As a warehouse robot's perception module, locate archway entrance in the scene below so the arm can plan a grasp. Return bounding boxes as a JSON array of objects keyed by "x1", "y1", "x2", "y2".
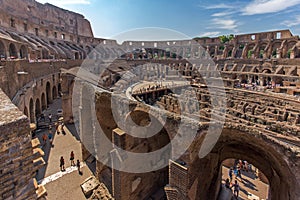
[
  {"x1": 46, "y1": 82, "x2": 51, "y2": 104},
  {"x1": 191, "y1": 128, "x2": 299, "y2": 200},
  {"x1": 52, "y1": 86, "x2": 57, "y2": 99},
  {"x1": 19, "y1": 45, "x2": 28, "y2": 59},
  {"x1": 41, "y1": 93, "x2": 47, "y2": 110},
  {"x1": 220, "y1": 158, "x2": 269, "y2": 199},
  {"x1": 9, "y1": 43, "x2": 18, "y2": 59},
  {"x1": 35, "y1": 98, "x2": 41, "y2": 118}
]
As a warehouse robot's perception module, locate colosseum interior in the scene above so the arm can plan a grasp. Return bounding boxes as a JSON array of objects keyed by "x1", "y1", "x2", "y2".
[{"x1": 0, "y1": 0, "x2": 300, "y2": 200}]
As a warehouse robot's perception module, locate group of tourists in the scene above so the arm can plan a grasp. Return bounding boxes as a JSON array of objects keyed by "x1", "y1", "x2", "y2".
[
  {"x1": 225, "y1": 160, "x2": 253, "y2": 198},
  {"x1": 42, "y1": 121, "x2": 65, "y2": 147},
  {"x1": 60, "y1": 151, "x2": 81, "y2": 173}
]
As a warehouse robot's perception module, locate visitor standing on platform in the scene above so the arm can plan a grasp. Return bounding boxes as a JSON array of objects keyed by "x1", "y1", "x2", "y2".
[
  {"x1": 70, "y1": 151, "x2": 75, "y2": 166},
  {"x1": 60, "y1": 156, "x2": 65, "y2": 171}
]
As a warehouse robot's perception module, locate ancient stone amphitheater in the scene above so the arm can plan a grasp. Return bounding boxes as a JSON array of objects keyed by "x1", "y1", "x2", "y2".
[{"x1": 0, "y1": 0, "x2": 299, "y2": 200}]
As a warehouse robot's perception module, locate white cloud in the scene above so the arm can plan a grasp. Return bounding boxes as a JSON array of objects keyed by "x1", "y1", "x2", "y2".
[
  {"x1": 281, "y1": 15, "x2": 300, "y2": 27},
  {"x1": 242, "y1": 0, "x2": 300, "y2": 15},
  {"x1": 203, "y1": 3, "x2": 234, "y2": 9},
  {"x1": 211, "y1": 18, "x2": 238, "y2": 30},
  {"x1": 36, "y1": 0, "x2": 90, "y2": 6},
  {"x1": 212, "y1": 11, "x2": 235, "y2": 17},
  {"x1": 199, "y1": 31, "x2": 221, "y2": 37}
]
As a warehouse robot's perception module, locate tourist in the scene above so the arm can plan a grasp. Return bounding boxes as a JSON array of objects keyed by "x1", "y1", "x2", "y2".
[
  {"x1": 48, "y1": 113, "x2": 52, "y2": 123},
  {"x1": 48, "y1": 131, "x2": 53, "y2": 146},
  {"x1": 231, "y1": 180, "x2": 240, "y2": 198},
  {"x1": 61, "y1": 123, "x2": 66, "y2": 135},
  {"x1": 237, "y1": 167, "x2": 242, "y2": 180},
  {"x1": 229, "y1": 168, "x2": 233, "y2": 182},
  {"x1": 60, "y1": 156, "x2": 65, "y2": 171},
  {"x1": 55, "y1": 122, "x2": 60, "y2": 134},
  {"x1": 76, "y1": 159, "x2": 81, "y2": 172},
  {"x1": 225, "y1": 178, "x2": 230, "y2": 189},
  {"x1": 70, "y1": 151, "x2": 75, "y2": 166},
  {"x1": 42, "y1": 133, "x2": 47, "y2": 145}
]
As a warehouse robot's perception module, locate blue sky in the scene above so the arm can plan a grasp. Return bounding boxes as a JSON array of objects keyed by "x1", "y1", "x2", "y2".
[{"x1": 36, "y1": 0, "x2": 300, "y2": 40}]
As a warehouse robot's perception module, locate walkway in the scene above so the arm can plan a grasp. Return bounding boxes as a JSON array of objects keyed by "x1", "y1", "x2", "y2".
[
  {"x1": 220, "y1": 166, "x2": 269, "y2": 200},
  {"x1": 34, "y1": 98, "x2": 95, "y2": 200}
]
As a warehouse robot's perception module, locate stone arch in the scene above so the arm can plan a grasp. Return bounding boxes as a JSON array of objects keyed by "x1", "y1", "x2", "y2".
[
  {"x1": 29, "y1": 98, "x2": 35, "y2": 123},
  {"x1": 41, "y1": 93, "x2": 46, "y2": 110},
  {"x1": 52, "y1": 86, "x2": 57, "y2": 99},
  {"x1": 259, "y1": 43, "x2": 268, "y2": 58},
  {"x1": 19, "y1": 45, "x2": 28, "y2": 59},
  {"x1": 271, "y1": 42, "x2": 282, "y2": 58},
  {"x1": 74, "y1": 52, "x2": 80, "y2": 59},
  {"x1": 246, "y1": 43, "x2": 256, "y2": 59},
  {"x1": 190, "y1": 128, "x2": 299, "y2": 200},
  {"x1": 58, "y1": 83, "x2": 62, "y2": 97},
  {"x1": 46, "y1": 82, "x2": 52, "y2": 104},
  {"x1": 0, "y1": 40, "x2": 6, "y2": 59},
  {"x1": 9, "y1": 43, "x2": 18, "y2": 58},
  {"x1": 35, "y1": 98, "x2": 41, "y2": 117},
  {"x1": 287, "y1": 41, "x2": 297, "y2": 58}
]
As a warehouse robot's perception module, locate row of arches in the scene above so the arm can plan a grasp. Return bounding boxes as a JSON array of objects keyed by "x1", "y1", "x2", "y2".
[
  {"x1": 23, "y1": 82, "x2": 60, "y2": 123},
  {"x1": 205, "y1": 40, "x2": 299, "y2": 59},
  {"x1": 0, "y1": 40, "x2": 28, "y2": 59}
]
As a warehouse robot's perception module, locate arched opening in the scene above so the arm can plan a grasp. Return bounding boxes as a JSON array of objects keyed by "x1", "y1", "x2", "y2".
[
  {"x1": 24, "y1": 106, "x2": 29, "y2": 117},
  {"x1": 58, "y1": 83, "x2": 62, "y2": 97},
  {"x1": 9, "y1": 43, "x2": 18, "y2": 59},
  {"x1": 246, "y1": 44, "x2": 255, "y2": 59},
  {"x1": 271, "y1": 42, "x2": 281, "y2": 58},
  {"x1": 46, "y1": 82, "x2": 52, "y2": 104},
  {"x1": 190, "y1": 128, "x2": 299, "y2": 200},
  {"x1": 19, "y1": 45, "x2": 28, "y2": 59},
  {"x1": 220, "y1": 158, "x2": 269, "y2": 199},
  {"x1": 74, "y1": 52, "x2": 80, "y2": 59},
  {"x1": 41, "y1": 93, "x2": 46, "y2": 110},
  {"x1": 287, "y1": 41, "x2": 297, "y2": 58},
  {"x1": 52, "y1": 86, "x2": 57, "y2": 99},
  {"x1": 35, "y1": 98, "x2": 41, "y2": 118},
  {"x1": 0, "y1": 40, "x2": 6, "y2": 59},
  {"x1": 259, "y1": 43, "x2": 268, "y2": 58},
  {"x1": 29, "y1": 98, "x2": 35, "y2": 123}
]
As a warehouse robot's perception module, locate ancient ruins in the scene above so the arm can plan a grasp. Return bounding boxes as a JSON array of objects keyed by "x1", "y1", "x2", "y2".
[{"x1": 0, "y1": 0, "x2": 300, "y2": 199}]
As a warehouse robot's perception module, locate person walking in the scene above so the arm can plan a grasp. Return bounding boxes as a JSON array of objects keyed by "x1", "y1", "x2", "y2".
[
  {"x1": 229, "y1": 168, "x2": 233, "y2": 182},
  {"x1": 70, "y1": 151, "x2": 75, "y2": 166},
  {"x1": 48, "y1": 114, "x2": 52, "y2": 123},
  {"x1": 60, "y1": 156, "x2": 65, "y2": 171},
  {"x1": 231, "y1": 180, "x2": 240, "y2": 198},
  {"x1": 48, "y1": 131, "x2": 53, "y2": 146}
]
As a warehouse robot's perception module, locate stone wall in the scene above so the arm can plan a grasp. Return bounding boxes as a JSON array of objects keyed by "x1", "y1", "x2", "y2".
[
  {"x1": 0, "y1": 88, "x2": 44, "y2": 199},
  {"x1": 0, "y1": 0, "x2": 93, "y2": 38}
]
